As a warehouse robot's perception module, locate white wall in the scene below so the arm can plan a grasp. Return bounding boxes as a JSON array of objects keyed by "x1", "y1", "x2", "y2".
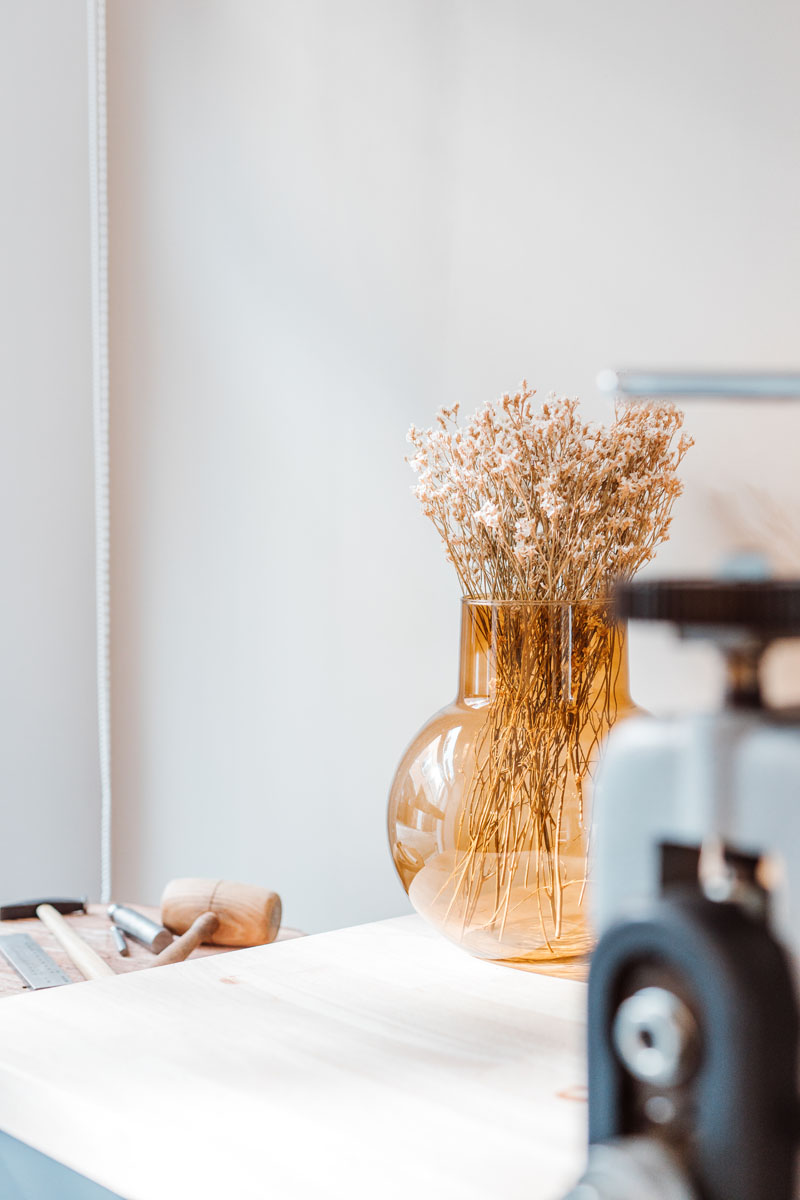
[
  {"x1": 0, "y1": 2, "x2": 100, "y2": 899},
  {"x1": 108, "y1": 0, "x2": 800, "y2": 932}
]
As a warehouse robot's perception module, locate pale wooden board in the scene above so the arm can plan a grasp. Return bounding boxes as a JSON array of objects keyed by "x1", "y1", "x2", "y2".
[
  {"x1": 0, "y1": 904, "x2": 304, "y2": 997},
  {"x1": 0, "y1": 915, "x2": 587, "y2": 1200}
]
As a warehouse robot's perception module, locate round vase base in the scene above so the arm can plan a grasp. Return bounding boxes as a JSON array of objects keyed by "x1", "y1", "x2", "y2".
[{"x1": 408, "y1": 852, "x2": 593, "y2": 969}]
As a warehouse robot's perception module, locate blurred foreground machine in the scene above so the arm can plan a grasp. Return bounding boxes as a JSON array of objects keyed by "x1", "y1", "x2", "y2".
[{"x1": 565, "y1": 372, "x2": 800, "y2": 1200}]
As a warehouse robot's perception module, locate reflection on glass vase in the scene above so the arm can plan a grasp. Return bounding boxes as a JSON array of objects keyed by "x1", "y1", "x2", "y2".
[{"x1": 388, "y1": 599, "x2": 636, "y2": 965}]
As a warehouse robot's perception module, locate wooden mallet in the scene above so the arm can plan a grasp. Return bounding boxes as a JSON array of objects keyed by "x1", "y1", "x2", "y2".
[{"x1": 154, "y1": 878, "x2": 282, "y2": 966}]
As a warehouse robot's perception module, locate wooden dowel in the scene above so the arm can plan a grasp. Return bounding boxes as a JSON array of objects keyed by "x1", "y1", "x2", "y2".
[
  {"x1": 36, "y1": 905, "x2": 116, "y2": 981},
  {"x1": 154, "y1": 912, "x2": 220, "y2": 966}
]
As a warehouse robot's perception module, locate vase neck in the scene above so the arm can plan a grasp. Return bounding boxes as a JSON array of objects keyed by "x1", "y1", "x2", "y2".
[
  {"x1": 456, "y1": 600, "x2": 632, "y2": 707},
  {"x1": 457, "y1": 604, "x2": 491, "y2": 703}
]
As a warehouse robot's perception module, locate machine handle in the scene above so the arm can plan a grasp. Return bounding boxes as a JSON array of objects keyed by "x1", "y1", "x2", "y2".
[{"x1": 597, "y1": 369, "x2": 800, "y2": 400}]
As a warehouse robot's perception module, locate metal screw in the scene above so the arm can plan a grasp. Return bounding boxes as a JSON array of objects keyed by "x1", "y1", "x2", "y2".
[{"x1": 612, "y1": 987, "x2": 699, "y2": 1088}]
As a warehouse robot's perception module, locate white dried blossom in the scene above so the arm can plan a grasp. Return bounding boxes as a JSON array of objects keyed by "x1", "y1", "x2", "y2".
[
  {"x1": 406, "y1": 384, "x2": 692, "y2": 601},
  {"x1": 475, "y1": 501, "x2": 502, "y2": 531}
]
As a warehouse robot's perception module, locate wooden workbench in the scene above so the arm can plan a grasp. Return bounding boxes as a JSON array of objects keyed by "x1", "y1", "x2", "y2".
[
  {"x1": 0, "y1": 915, "x2": 587, "y2": 1199},
  {"x1": 0, "y1": 905, "x2": 303, "y2": 996}
]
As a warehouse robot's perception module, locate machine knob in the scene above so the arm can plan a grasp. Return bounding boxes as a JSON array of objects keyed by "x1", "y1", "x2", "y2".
[
  {"x1": 563, "y1": 1137, "x2": 697, "y2": 1200},
  {"x1": 612, "y1": 986, "x2": 700, "y2": 1088}
]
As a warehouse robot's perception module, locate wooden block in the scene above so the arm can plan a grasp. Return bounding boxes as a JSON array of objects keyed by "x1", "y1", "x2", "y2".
[{"x1": 0, "y1": 915, "x2": 586, "y2": 1199}]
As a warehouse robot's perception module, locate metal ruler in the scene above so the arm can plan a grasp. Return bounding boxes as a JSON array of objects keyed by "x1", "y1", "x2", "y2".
[{"x1": 0, "y1": 934, "x2": 71, "y2": 989}]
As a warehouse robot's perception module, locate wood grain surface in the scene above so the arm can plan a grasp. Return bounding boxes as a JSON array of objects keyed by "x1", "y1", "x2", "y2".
[
  {"x1": 0, "y1": 904, "x2": 304, "y2": 997},
  {"x1": 0, "y1": 914, "x2": 587, "y2": 1200}
]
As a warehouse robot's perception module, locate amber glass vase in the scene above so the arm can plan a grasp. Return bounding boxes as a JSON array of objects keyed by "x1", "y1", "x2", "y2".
[{"x1": 388, "y1": 599, "x2": 635, "y2": 965}]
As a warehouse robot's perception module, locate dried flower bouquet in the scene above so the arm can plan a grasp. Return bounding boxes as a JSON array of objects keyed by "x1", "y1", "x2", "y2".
[
  {"x1": 395, "y1": 387, "x2": 692, "y2": 959},
  {"x1": 407, "y1": 387, "x2": 691, "y2": 602}
]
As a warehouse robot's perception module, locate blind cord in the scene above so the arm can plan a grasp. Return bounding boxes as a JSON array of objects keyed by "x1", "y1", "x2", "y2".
[{"x1": 87, "y1": 0, "x2": 112, "y2": 905}]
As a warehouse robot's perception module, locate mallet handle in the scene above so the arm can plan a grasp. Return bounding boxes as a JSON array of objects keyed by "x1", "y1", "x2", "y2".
[{"x1": 154, "y1": 912, "x2": 220, "y2": 966}]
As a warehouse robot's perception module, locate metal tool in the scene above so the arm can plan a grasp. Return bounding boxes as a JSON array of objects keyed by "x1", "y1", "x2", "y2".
[
  {"x1": 110, "y1": 925, "x2": 129, "y2": 956},
  {"x1": 0, "y1": 934, "x2": 71, "y2": 990},
  {"x1": 563, "y1": 371, "x2": 800, "y2": 1200},
  {"x1": 0, "y1": 897, "x2": 87, "y2": 921},
  {"x1": 108, "y1": 904, "x2": 173, "y2": 953},
  {"x1": 1, "y1": 897, "x2": 115, "y2": 982}
]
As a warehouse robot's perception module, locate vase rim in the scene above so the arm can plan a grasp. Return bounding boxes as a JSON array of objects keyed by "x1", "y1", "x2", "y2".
[{"x1": 461, "y1": 596, "x2": 612, "y2": 609}]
